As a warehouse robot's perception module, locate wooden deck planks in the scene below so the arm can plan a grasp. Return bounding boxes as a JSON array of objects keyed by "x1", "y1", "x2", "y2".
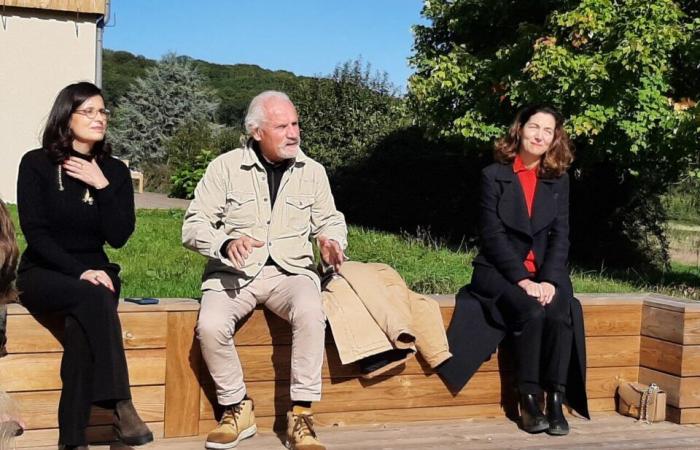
[{"x1": 23, "y1": 413, "x2": 700, "y2": 450}]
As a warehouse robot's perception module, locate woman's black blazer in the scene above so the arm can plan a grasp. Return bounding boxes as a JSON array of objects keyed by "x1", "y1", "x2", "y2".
[{"x1": 471, "y1": 161, "x2": 572, "y2": 302}]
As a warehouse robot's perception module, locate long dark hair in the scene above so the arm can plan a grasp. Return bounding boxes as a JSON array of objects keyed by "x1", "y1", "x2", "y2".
[
  {"x1": 42, "y1": 82, "x2": 112, "y2": 164},
  {"x1": 494, "y1": 104, "x2": 574, "y2": 178},
  {"x1": 0, "y1": 200, "x2": 18, "y2": 305}
]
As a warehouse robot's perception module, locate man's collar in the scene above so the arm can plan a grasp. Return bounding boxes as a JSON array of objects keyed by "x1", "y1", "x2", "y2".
[{"x1": 241, "y1": 138, "x2": 308, "y2": 169}]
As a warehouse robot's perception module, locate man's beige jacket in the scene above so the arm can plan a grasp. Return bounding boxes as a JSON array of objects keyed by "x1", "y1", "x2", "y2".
[
  {"x1": 182, "y1": 143, "x2": 347, "y2": 291},
  {"x1": 323, "y1": 261, "x2": 452, "y2": 368}
]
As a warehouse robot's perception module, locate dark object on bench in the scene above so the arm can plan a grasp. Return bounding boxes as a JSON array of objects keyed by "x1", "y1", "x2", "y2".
[
  {"x1": 359, "y1": 348, "x2": 415, "y2": 379},
  {"x1": 124, "y1": 297, "x2": 159, "y2": 305}
]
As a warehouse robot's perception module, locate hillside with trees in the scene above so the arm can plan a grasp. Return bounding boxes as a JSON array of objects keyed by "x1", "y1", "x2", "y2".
[{"x1": 103, "y1": 49, "x2": 303, "y2": 126}]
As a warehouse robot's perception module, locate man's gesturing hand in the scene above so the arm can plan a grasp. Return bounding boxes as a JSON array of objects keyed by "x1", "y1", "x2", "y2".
[
  {"x1": 317, "y1": 235, "x2": 345, "y2": 273},
  {"x1": 226, "y1": 236, "x2": 265, "y2": 269}
]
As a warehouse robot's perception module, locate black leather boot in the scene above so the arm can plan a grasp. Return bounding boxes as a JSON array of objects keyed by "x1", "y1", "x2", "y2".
[
  {"x1": 519, "y1": 393, "x2": 549, "y2": 433},
  {"x1": 546, "y1": 391, "x2": 570, "y2": 436},
  {"x1": 113, "y1": 399, "x2": 154, "y2": 446}
]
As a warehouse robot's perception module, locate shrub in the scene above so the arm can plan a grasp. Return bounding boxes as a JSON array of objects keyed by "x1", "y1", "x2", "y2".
[{"x1": 170, "y1": 149, "x2": 218, "y2": 200}]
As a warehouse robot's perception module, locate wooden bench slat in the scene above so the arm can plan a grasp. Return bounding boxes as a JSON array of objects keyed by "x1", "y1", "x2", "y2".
[
  {"x1": 6, "y1": 298, "x2": 200, "y2": 315},
  {"x1": 667, "y1": 405, "x2": 700, "y2": 425},
  {"x1": 642, "y1": 305, "x2": 685, "y2": 344},
  {"x1": 5, "y1": 311, "x2": 168, "y2": 353},
  {"x1": 586, "y1": 336, "x2": 640, "y2": 368},
  {"x1": 198, "y1": 366, "x2": 636, "y2": 420},
  {"x1": 640, "y1": 335, "x2": 685, "y2": 376},
  {"x1": 638, "y1": 367, "x2": 700, "y2": 409},
  {"x1": 640, "y1": 302, "x2": 700, "y2": 346},
  {"x1": 200, "y1": 372, "x2": 504, "y2": 419},
  {"x1": 1, "y1": 349, "x2": 166, "y2": 392},
  {"x1": 582, "y1": 304, "x2": 642, "y2": 336},
  {"x1": 196, "y1": 335, "x2": 638, "y2": 386},
  {"x1": 11, "y1": 385, "x2": 165, "y2": 430}
]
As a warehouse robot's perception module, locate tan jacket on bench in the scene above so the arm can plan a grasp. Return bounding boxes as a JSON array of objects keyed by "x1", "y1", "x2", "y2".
[{"x1": 323, "y1": 261, "x2": 452, "y2": 368}]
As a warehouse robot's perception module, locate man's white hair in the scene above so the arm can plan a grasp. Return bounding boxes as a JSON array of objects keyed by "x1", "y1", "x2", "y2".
[{"x1": 244, "y1": 90, "x2": 293, "y2": 135}]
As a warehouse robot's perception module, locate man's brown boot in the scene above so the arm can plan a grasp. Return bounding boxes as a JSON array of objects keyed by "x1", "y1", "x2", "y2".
[
  {"x1": 113, "y1": 399, "x2": 154, "y2": 446},
  {"x1": 286, "y1": 406, "x2": 325, "y2": 450},
  {"x1": 205, "y1": 399, "x2": 256, "y2": 449}
]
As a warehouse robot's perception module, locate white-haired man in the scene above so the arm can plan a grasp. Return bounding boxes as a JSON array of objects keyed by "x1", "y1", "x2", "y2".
[{"x1": 183, "y1": 91, "x2": 346, "y2": 450}]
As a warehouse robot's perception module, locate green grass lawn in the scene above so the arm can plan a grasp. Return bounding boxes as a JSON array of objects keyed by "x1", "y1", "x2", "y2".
[{"x1": 6, "y1": 207, "x2": 700, "y2": 299}]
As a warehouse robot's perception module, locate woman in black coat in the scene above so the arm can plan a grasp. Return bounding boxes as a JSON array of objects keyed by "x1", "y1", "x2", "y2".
[
  {"x1": 16, "y1": 82, "x2": 152, "y2": 449},
  {"x1": 444, "y1": 105, "x2": 582, "y2": 435}
]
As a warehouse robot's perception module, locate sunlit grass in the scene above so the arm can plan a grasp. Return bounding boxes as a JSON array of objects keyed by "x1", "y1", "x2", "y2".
[{"x1": 5, "y1": 205, "x2": 699, "y2": 299}]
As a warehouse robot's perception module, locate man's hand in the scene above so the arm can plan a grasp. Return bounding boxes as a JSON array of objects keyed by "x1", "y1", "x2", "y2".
[
  {"x1": 317, "y1": 235, "x2": 345, "y2": 273},
  {"x1": 226, "y1": 236, "x2": 265, "y2": 269}
]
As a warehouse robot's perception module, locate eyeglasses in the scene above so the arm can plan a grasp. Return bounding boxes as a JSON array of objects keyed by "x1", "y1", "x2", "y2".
[{"x1": 73, "y1": 108, "x2": 111, "y2": 119}]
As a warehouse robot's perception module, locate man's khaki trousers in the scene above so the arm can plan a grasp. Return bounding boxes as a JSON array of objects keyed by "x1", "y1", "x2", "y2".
[{"x1": 197, "y1": 266, "x2": 325, "y2": 406}]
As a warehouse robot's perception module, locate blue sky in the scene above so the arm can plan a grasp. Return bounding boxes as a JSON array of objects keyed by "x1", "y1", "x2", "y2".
[{"x1": 103, "y1": 0, "x2": 426, "y2": 91}]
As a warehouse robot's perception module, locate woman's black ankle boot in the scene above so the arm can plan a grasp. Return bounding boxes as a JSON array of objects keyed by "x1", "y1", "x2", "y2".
[
  {"x1": 546, "y1": 391, "x2": 570, "y2": 435},
  {"x1": 519, "y1": 393, "x2": 549, "y2": 433}
]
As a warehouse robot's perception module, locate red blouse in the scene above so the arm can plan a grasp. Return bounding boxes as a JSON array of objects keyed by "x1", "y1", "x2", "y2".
[{"x1": 513, "y1": 155, "x2": 538, "y2": 274}]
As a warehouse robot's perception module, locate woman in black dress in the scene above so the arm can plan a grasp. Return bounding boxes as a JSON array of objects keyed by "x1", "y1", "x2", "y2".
[{"x1": 16, "y1": 82, "x2": 152, "y2": 449}]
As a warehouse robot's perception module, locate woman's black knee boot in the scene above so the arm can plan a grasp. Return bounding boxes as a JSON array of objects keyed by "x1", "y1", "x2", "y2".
[
  {"x1": 546, "y1": 391, "x2": 569, "y2": 436},
  {"x1": 519, "y1": 393, "x2": 549, "y2": 433}
]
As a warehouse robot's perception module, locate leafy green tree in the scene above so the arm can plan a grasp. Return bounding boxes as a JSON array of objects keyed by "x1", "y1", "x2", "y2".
[
  {"x1": 292, "y1": 59, "x2": 408, "y2": 174},
  {"x1": 109, "y1": 53, "x2": 220, "y2": 166},
  {"x1": 410, "y1": 0, "x2": 699, "y2": 268}
]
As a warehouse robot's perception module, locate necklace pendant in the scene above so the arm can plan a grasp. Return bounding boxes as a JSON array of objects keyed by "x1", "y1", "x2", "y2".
[{"x1": 82, "y1": 189, "x2": 94, "y2": 205}]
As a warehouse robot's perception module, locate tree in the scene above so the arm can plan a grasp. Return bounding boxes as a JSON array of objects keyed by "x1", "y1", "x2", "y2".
[
  {"x1": 109, "y1": 53, "x2": 220, "y2": 166},
  {"x1": 291, "y1": 58, "x2": 408, "y2": 174},
  {"x1": 409, "y1": 0, "x2": 699, "y2": 269}
]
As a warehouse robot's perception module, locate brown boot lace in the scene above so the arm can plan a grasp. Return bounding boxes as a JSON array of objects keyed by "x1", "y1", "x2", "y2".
[
  {"x1": 293, "y1": 413, "x2": 317, "y2": 440},
  {"x1": 220, "y1": 403, "x2": 243, "y2": 429}
]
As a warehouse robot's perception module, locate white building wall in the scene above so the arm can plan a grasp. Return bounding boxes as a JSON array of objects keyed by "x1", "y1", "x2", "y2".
[{"x1": 0, "y1": 8, "x2": 98, "y2": 202}]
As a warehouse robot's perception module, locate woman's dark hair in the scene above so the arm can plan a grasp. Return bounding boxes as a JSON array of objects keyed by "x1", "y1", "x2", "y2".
[
  {"x1": 42, "y1": 82, "x2": 112, "y2": 164},
  {"x1": 0, "y1": 200, "x2": 19, "y2": 305},
  {"x1": 494, "y1": 104, "x2": 574, "y2": 178}
]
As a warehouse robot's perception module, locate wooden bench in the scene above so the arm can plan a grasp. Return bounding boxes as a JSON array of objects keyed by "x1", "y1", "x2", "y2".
[
  {"x1": 1, "y1": 293, "x2": 694, "y2": 447},
  {"x1": 120, "y1": 159, "x2": 144, "y2": 194}
]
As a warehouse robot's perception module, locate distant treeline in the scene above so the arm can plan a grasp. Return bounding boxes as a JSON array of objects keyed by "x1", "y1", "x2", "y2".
[{"x1": 103, "y1": 49, "x2": 305, "y2": 127}]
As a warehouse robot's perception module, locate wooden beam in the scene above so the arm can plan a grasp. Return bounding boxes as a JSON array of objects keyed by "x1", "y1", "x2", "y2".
[
  {"x1": 1, "y1": 349, "x2": 166, "y2": 392},
  {"x1": 5, "y1": 311, "x2": 168, "y2": 353},
  {"x1": 164, "y1": 311, "x2": 201, "y2": 438},
  {"x1": 2, "y1": 0, "x2": 106, "y2": 15},
  {"x1": 638, "y1": 367, "x2": 688, "y2": 408},
  {"x1": 640, "y1": 336, "x2": 684, "y2": 376},
  {"x1": 11, "y1": 386, "x2": 164, "y2": 430}
]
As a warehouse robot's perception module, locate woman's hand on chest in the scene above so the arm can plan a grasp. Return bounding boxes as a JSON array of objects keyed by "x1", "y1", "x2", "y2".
[{"x1": 62, "y1": 157, "x2": 110, "y2": 189}]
